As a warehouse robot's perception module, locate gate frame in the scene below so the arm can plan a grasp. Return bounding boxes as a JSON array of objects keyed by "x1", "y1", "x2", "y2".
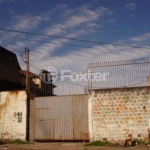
[{"x1": 29, "y1": 94, "x2": 90, "y2": 142}]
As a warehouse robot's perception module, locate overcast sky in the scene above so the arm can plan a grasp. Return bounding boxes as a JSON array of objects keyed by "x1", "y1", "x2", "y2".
[{"x1": 0, "y1": 0, "x2": 150, "y2": 74}]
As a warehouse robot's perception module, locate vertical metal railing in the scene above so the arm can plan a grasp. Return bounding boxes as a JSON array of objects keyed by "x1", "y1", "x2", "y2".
[
  {"x1": 26, "y1": 57, "x2": 150, "y2": 96},
  {"x1": 53, "y1": 69, "x2": 88, "y2": 95},
  {"x1": 88, "y1": 57, "x2": 150, "y2": 89}
]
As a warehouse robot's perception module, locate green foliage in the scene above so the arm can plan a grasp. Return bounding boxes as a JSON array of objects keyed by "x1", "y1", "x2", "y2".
[
  {"x1": 0, "y1": 139, "x2": 28, "y2": 144},
  {"x1": 86, "y1": 141, "x2": 118, "y2": 147},
  {"x1": 0, "y1": 139, "x2": 4, "y2": 145},
  {"x1": 146, "y1": 140, "x2": 150, "y2": 145},
  {"x1": 137, "y1": 139, "x2": 145, "y2": 145},
  {"x1": 11, "y1": 139, "x2": 28, "y2": 144}
]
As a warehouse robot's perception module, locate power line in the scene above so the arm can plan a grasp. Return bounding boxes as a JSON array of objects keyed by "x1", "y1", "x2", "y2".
[
  {"x1": 28, "y1": 63, "x2": 148, "y2": 88},
  {"x1": 29, "y1": 58, "x2": 150, "y2": 77},
  {"x1": 57, "y1": 77, "x2": 88, "y2": 87},
  {"x1": 88, "y1": 61, "x2": 150, "y2": 68},
  {"x1": 8, "y1": 49, "x2": 24, "y2": 52},
  {"x1": 29, "y1": 60, "x2": 150, "y2": 74},
  {"x1": 1, "y1": 36, "x2": 147, "y2": 52},
  {"x1": 20, "y1": 62, "x2": 25, "y2": 68},
  {"x1": 28, "y1": 63, "x2": 41, "y2": 72},
  {"x1": 0, "y1": 28, "x2": 150, "y2": 49},
  {"x1": 125, "y1": 80, "x2": 147, "y2": 87},
  {"x1": 28, "y1": 63, "x2": 89, "y2": 87},
  {"x1": 29, "y1": 63, "x2": 86, "y2": 77},
  {"x1": 1, "y1": 68, "x2": 147, "y2": 88},
  {"x1": 2, "y1": 36, "x2": 96, "y2": 49},
  {"x1": 56, "y1": 78, "x2": 148, "y2": 88}
]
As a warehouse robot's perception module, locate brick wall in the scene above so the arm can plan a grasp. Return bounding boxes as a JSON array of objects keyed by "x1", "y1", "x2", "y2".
[
  {"x1": 0, "y1": 91, "x2": 27, "y2": 140},
  {"x1": 88, "y1": 87, "x2": 150, "y2": 143}
]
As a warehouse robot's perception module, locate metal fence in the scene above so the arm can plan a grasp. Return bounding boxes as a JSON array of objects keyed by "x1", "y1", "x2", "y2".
[
  {"x1": 1, "y1": 57, "x2": 150, "y2": 96},
  {"x1": 53, "y1": 69, "x2": 88, "y2": 96},
  {"x1": 88, "y1": 57, "x2": 150, "y2": 89},
  {"x1": 53, "y1": 57, "x2": 150, "y2": 95}
]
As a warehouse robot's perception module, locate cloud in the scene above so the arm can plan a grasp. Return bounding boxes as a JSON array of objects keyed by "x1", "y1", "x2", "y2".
[
  {"x1": 13, "y1": 13, "x2": 49, "y2": 30},
  {"x1": 24, "y1": 5, "x2": 114, "y2": 59},
  {"x1": 0, "y1": 3, "x2": 117, "y2": 74},
  {"x1": 86, "y1": 23, "x2": 102, "y2": 29},
  {"x1": 130, "y1": 33, "x2": 150, "y2": 42},
  {"x1": 1, "y1": 1, "x2": 149, "y2": 94},
  {"x1": 27, "y1": 5, "x2": 114, "y2": 68},
  {"x1": 42, "y1": 6, "x2": 112, "y2": 38},
  {"x1": 27, "y1": 30, "x2": 150, "y2": 75},
  {"x1": 28, "y1": 43, "x2": 149, "y2": 75},
  {"x1": 1, "y1": 4, "x2": 112, "y2": 44},
  {"x1": 0, "y1": 0, "x2": 22, "y2": 5},
  {"x1": 95, "y1": 6, "x2": 113, "y2": 15},
  {"x1": 56, "y1": 4, "x2": 67, "y2": 9},
  {"x1": 1, "y1": 7, "x2": 50, "y2": 32},
  {"x1": 32, "y1": 42, "x2": 149, "y2": 95},
  {"x1": 129, "y1": 14, "x2": 136, "y2": 17},
  {"x1": 21, "y1": 31, "x2": 149, "y2": 74},
  {"x1": 107, "y1": 18, "x2": 116, "y2": 23},
  {"x1": 7, "y1": 42, "x2": 26, "y2": 52},
  {"x1": 125, "y1": 3, "x2": 136, "y2": 10},
  {"x1": 0, "y1": 12, "x2": 50, "y2": 44}
]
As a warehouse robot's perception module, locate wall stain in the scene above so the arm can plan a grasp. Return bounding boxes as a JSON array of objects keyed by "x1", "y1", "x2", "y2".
[
  {"x1": 0, "y1": 91, "x2": 19, "y2": 119},
  {"x1": 0, "y1": 93, "x2": 10, "y2": 119}
]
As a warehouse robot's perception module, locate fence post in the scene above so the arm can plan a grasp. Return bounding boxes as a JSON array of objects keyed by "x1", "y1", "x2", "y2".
[{"x1": 148, "y1": 76, "x2": 150, "y2": 86}]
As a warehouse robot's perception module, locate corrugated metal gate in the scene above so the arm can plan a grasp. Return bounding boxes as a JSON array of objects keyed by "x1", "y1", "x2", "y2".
[{"x1": 34, "y1": 94, "x2": 89, "y2": 141}]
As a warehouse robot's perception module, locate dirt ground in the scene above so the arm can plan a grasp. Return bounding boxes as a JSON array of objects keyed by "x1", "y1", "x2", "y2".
[{"x1": 0, "y1": 142, "x2": 150, "y2": 150}]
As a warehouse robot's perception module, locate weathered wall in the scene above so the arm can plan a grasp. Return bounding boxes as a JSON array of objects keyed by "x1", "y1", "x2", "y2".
[
  {"x1": 0, "y1": 91, "x2": 27, "y2": 140},
  {"x1": 89, "y1": 87, "x2": 150, "y2": 143},
  {"x1": 29, "y1": 99, "x2": 35, "y2": 142}
]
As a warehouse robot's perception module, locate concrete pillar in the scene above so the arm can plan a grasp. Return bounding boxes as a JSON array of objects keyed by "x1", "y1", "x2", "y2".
[
  {"x1": 148, "y1": 76, "x2": 150, "y2": 86},
  {"x1": 29, "y1": 99, "x2": 35, "y2": 142}
]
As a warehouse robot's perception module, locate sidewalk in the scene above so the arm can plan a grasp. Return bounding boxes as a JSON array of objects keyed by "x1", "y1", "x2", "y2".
[{"x1": 0, "y1": 142, "x2": 149, "y2": 150}]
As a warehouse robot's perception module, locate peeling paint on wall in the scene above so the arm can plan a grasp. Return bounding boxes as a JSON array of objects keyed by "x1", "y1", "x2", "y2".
[{"x1": 0, "y1": 91, "x2": 27, "y2": 140}]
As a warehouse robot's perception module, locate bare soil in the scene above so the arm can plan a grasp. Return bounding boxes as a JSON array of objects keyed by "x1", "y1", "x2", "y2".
[{"x1": 0, "y1": 142, "x2": 149, "y2": 150}]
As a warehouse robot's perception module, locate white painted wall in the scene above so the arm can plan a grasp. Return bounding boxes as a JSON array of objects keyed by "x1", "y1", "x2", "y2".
[
  {"x1": 88, "y1": 92, "x2": 94, "y2": 141},
  {"x1": 0, "y1": 91, "x2": 27, "y2": 140}
]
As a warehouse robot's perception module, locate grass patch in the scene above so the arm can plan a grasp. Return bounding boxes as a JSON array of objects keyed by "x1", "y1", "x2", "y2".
[
  {"x1": 0, "y1": 139, "x2": 28, "y2": 144},
  {"x1": 137, "y1": 140, "x2": 145, "y2": 145},
  {"x1": 9, "y1": 139, "x2": 28, "y2": 144},
  {"x1": 0, "y1": 139, "x2": 4, "y2": 145},
  {"x1": 136, "y1": 139, "x2": 150, "y2": 145},
  {"x1": 86, "y1": 141, "x2": 118, "y2": 147},
  {"x1": 148, "y1": 141, "x2": 150, "y2": 144}
]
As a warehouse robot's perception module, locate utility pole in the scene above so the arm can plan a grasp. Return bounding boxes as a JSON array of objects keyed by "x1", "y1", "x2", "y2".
[
  {"x1": 25, "y1": 48, "x2": 30, "y2": 142},
  {"x1": 25, "y1": 48, "x2": 29, "y2": 95}
]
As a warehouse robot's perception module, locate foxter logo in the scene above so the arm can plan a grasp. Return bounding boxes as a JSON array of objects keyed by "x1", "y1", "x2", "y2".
[{"x1": 40, "y1": 66, "x2": 57, "y2": 83}]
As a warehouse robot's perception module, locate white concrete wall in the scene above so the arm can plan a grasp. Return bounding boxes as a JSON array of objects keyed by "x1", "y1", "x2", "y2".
[{"x1": 0, "y1": 91, "x2": 27, "y2": 140}]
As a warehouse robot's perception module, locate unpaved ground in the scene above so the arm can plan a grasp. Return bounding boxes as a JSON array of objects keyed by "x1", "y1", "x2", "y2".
[{"x1": 0, "y1": 142, "x2": 149, "y2": 150}]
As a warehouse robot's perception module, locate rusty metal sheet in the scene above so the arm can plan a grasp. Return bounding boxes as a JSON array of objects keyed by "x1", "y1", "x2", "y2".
[{"x1": 34, "y1": 94, "x2": 89, "y2": 141}]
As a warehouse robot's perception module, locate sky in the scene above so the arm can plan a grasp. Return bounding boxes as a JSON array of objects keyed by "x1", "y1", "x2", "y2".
[{"x1": 0, "y1": 0, "x2": 150, "y2": 74}]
